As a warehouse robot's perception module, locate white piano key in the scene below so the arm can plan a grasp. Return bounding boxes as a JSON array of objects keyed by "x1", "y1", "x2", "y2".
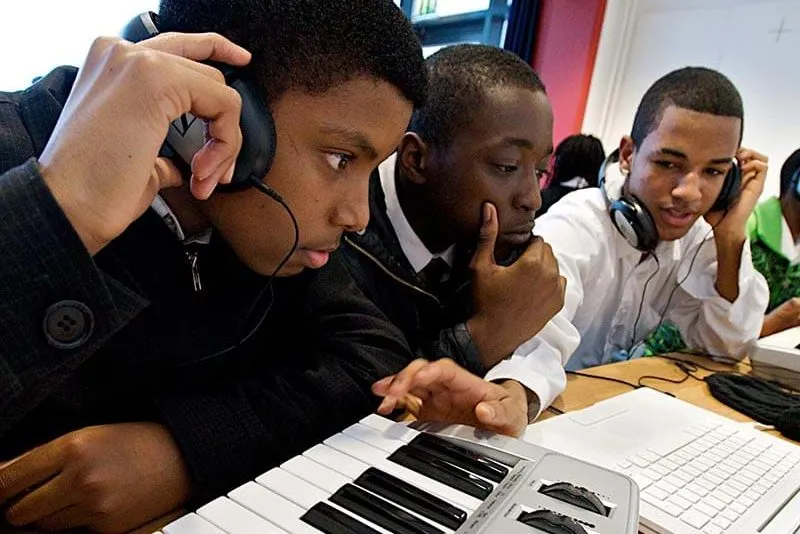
[
  {"x1": 282, "y1": 455, "x2": 350, "y2": 494},
  {"x1": 304, "y1": 443, "x2": 371, "y2": 479},
  {"x1": 257, "y1": 466, "x2": 395, "y2": 534},
  {"x1": 359, "y1": 414, "x2": 420, "y2": 443},
  {"x1": 162, "y1": 513, "x2": 226, "y2": 534},
  {"x1": 256, "y1": 468, "x2": 329, "y2": 510},
  {"x1": 197, "y1": 496, "x2": 288, "y2": 533},
  {"x1": 325, "y1": 433, "x2": 481, "y2": 511},
  {"x1": 229, "y1": 482, "x2": 322, "y2": 534},
  {"x1": 344, "y1": 422, "x2": 411, "y2": 453}
]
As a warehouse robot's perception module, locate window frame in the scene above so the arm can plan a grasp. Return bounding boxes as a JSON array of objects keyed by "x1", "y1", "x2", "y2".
[{"x1": 397, "y1": 0, "x2": 511, "y2": 48}]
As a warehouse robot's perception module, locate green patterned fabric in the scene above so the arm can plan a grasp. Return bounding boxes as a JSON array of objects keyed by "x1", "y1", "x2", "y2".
[
  {"x1": 635, "y1": 322, "x2": 687, "y2": 357},
  {"x1": 748, "y1": 197, "x2": 800, "y2": 312}
]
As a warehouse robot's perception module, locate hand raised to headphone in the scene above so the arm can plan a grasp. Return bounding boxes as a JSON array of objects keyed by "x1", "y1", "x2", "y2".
[
  {"x1": 704, "y1": 147, "x2": 768, "y2": 238},
  {"x1": 467, "y1": 203, "x2": 566, "y2": 368},
  {"x1": 705, "y1": 147, "x2": 768, "y2": 302},
  {"x1": 38, "y1": 32, "x2": 251, "y2": 255}
]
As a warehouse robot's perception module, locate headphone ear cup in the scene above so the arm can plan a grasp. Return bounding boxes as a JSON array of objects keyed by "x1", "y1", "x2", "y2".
[
  {"x1": 215, "y1": 72, "x2": 277, "y2": 192},
  {"x1": 710, "y1": 163, "x2": 741, "y2": 212},
  {"x1": 609, "y1": 195, "x2": 658, "y2": 252},
  {"x1": 120, "y1": 12, "x2": 277, "y2": 193},
  {"x1": 792, "y1": 168, "x2": 800, "y2": 202}
]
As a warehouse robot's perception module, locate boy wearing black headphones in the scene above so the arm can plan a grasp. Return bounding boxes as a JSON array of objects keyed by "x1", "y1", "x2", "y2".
[
  {"x1": 0, "y1": 0, "x2": 428, "y2": 531},
  {"x1": 748, "y1": 148, "x2": 800, "y2": 336},
  {"x1": 537, "y1": 66, "x2": 769, "y2": 370}
]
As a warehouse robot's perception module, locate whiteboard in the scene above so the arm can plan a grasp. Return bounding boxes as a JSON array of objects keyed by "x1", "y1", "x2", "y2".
[{"x1": 583, "y1": 0, "x2": 800, "y2": 199}]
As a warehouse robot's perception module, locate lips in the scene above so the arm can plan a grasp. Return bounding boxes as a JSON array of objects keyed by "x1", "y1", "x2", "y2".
[
  {"x1": 501, "y1": 222, "x2": 535, "y2": 246},
  {"x1": 296, "y1": 242, "x2": 339, "y2": 269},
  {"x1": 660, "y1": 207, "x2": 696, "y2": 228}
]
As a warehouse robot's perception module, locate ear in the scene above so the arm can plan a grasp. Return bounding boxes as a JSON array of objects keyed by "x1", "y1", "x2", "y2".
[
  {"x1": 397, "y1": 132, "x2": 429, "y2": 185},
  {"x1": 618, "y1": 136, "x2": 636, "y2": 175}
]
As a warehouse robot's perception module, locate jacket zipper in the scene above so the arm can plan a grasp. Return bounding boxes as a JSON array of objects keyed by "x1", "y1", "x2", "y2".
[
  {"x1": 186, "y1": 249, "x2": 203, "y2": 292},
  {"x1": 344, "y1": 236, "x2": 441, "y2": 305}
]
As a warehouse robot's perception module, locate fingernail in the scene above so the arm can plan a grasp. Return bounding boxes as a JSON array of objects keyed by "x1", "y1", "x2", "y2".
[
  {"x1": 378, "y1": 397, "x2": 393, "y2": 413},
  {"x1": 480, "y1": 403, "x2": 496, "y2": 421},
  {"x1": 222, "y1": 164, "x2": 235, "y2": 184},
  {"x1": 483, "y1": 203, "x2": 492, "y2": 222}
]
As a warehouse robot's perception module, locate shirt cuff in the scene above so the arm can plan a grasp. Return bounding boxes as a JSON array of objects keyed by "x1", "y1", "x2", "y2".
[{"x1": 485, "y1": 361, "x2": 555, "y2": 421}]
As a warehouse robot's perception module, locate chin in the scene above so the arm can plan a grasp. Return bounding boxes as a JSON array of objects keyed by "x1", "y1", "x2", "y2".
[
  {"x1": 656, "y1": 225, "x2": 693, "y2": 242},
  {"x1": 243, "y1": 257, "x2": 305, "y2": 277}
]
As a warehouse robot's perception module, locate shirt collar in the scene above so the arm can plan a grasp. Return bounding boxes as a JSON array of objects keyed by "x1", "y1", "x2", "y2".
[
  {"x1": 151, "y1": 195, "x2": 212, "y2": 245},
  {"x1": 379, "y1": 153, "x2": 454, "y2": 273}
]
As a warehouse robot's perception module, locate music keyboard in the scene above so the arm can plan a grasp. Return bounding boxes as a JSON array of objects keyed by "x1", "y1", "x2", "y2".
[{"x1": 157, "y1": 415, "x2": 639, "y2": 534}]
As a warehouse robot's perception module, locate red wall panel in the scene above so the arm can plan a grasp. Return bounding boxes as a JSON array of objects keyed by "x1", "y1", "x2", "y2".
[{"x1": 531, "y1": 0, "x2": 607, "y2": 145}]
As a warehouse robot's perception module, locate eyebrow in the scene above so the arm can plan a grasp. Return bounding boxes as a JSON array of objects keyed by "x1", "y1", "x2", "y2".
[
  {"x1": 320, "y1": 124, "x2": 379, "y2": 160},
  {"x1": 499, "y1": 137, "x2": 536, "y2": 150},
  {"x1": 656, "y1": 147, "x2": 733, "y2": 165}
]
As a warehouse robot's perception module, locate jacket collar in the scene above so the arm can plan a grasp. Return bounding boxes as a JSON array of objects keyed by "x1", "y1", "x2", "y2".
[{"x1": 345, "y1": 167, "x2": 424, "y2": 287}]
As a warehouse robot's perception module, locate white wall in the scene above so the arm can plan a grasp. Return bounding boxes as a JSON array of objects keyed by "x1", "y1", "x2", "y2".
[
  {"x1": 583, "y1": 0, "x2": 800, "y2": 198},
  {"x1": 1, "y1": 1, "x2": 159, "y2": 91}
]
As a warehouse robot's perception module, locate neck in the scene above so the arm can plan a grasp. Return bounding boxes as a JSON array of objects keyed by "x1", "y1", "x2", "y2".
[
  {"x1": 780, "y1": 195, "x2": 800, "y2": 242},
  {"x1": 394, "y1": 166, "x2": 453, "y2": 254},
  {"x1": 160, "y1": 187, "x2": 212, "y2": 238}
]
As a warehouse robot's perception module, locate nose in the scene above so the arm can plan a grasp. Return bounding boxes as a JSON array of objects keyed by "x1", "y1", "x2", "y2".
[
  {"x1": 331, "y1": 181, "x2": 371, "y2": 232},
  {"x1": 513, "y1": 166, "x2": 542, "y2": 214},
  {"x1": 672, "y1": 171, "x2": 703, "y2": 205}
]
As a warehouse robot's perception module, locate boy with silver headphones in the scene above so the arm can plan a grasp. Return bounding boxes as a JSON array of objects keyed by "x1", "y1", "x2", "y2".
[{"x1": 537, "y1": 66, "x2": 769, "y2": 370}]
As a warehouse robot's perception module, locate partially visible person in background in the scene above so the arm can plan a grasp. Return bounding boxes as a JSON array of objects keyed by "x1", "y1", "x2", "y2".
[
  {"x1": 748, "y1": 148, "x2": 800, "y2": 336},
  {"x1": 537, "y1": 133, "x2": 605, "y2": 216}
]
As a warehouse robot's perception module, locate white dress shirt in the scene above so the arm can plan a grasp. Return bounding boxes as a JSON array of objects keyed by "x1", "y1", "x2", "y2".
[
  {"x1": 379, "y1": 154, "x2": 454, "y2": 271},
  {"x1": 490, "y1": 162, "x2": 769, "y2": 392}
]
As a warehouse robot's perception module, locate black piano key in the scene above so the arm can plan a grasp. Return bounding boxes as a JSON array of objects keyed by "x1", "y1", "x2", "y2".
[
  {"x1": 301, "y1": 502, "x2": 381, "y2": 534},
  {"x1": 388, "y1": 446, "x2": 493, "y2": 500},
  {"x1": 330, "y1": 483, "x2": 444, "y2": 534},
  {"x1": 408, "y1": 434, "x2": 509, "y2": 483},
  {"x1": 354, "y1": 467, "x2": 467, "y2": 530}
]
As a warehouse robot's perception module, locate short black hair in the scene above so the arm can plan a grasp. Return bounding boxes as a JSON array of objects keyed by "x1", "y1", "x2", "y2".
[
  {"x1": 409, "y1": 44, "x2": 546, "y2": 147},
  {"x1": 158, "y1": 0, "x2": 426, "y2": 108},
  {"x1": 780, "y1": 148, "x2": 800, "y2": 197},
  {"x1": 552, "y1": 134, "x2": 606, "y2": 187},
  {"x1": 631, "y1": 67, "x2": 743, "y2": 147}
]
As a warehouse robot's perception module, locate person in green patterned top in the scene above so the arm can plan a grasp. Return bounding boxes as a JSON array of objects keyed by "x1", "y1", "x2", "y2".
[{"x1": 747, "y1": 148, "x2": 800, "y2": 337}]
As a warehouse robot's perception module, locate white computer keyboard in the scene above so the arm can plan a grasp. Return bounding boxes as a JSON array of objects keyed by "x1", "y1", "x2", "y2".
[{"x1": 615, "y1": 420, "x2": 800, "y2": 533}]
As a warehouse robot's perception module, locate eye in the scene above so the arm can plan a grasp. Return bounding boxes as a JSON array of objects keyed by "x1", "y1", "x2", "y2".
[
  {"x1": 655, "y1": 160, "x2": 677, "y2": 170},
  {"x1": 325, "y1": 153, "x2": 353, "y2": 171},
  {"x1": 535, "y1": 167, "x2": 550, "y2": 180},
  {"x1": 494, "y1": 164, "x2": 519, "y2": 174},
  {"x1": 705, "y1": 168, "x2": 725, "y2": 177}
]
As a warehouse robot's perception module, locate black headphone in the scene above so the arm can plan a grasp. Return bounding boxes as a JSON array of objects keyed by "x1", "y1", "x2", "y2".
[
  {"x1": 599, "y1": 148, "x2": 741, "y2": 252},
  {"x1": 121, "y1": 12, "x2": 277, "y2": 192},
  {"x1": 791, "y1": 166, "x2": 800, "y2": 201}
]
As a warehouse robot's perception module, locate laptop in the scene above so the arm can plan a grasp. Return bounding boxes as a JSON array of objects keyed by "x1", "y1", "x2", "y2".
[
  {"x1": 523, "y1": 388, "x2": 800, "y2": 534},
  {"x1": 750, "y1": 325, "x2": 800, "y2": 390}
]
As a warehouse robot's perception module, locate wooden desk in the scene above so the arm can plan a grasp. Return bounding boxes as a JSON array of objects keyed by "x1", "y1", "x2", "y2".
[{"x1": 540, "y1": 353, "x2": 794, "y2": 443}]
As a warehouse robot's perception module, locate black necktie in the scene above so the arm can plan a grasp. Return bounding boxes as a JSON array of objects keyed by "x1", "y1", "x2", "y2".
[{"x1": 419, "y1": 257, "x2": 450, "y2": 295}]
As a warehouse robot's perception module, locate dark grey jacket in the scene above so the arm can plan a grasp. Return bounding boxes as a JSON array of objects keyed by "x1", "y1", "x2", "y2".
[
  {"x1": 0, "y1": 67, "x2": 414, "y2": 502},
  {"x1": 341, "y1": 174, "x2": 486, "y2": 376}
]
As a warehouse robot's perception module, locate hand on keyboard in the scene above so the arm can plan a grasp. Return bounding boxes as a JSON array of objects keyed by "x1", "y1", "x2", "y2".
[
  {"x1": 372, "y1": 358, "x2": 529, "y2": 436},
  {"x1": 0, "y1": 423, "x2": 191, "y2": 532}
]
